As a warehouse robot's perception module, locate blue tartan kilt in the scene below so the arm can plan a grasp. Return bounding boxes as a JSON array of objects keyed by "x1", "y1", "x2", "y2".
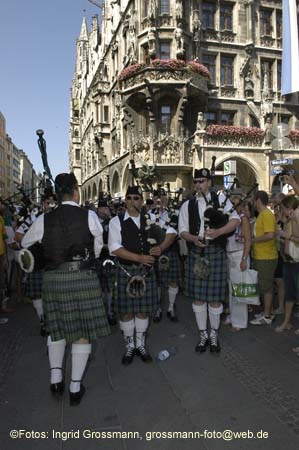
[
  {"x1": 25, "y1": 270, "x2": 44, "y2": 299},
  {"x1": 114, "y1": 265, "x2": 158, "y2": 315},
  {"x1": 158, "y1": 249, "x2": 182, "y2": 287},
  {"x1": 42, "y1": 269, "x2": 110, "y2": 343},
  {"x1": 185, "y1": 245, "x2": 228, "y2": 302}
]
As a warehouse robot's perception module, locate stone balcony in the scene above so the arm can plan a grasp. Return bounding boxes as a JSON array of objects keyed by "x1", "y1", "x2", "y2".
[
  {"x1": 118, "y1": 60, "x2": 209, "y2": 94},
  {"x1": 199, "y1": 126, "x2": 299, "y2": 152}
]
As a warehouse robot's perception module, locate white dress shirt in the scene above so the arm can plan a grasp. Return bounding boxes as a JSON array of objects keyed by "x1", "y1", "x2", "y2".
[
  {"x1": 149, "y1": 209, "x2": 177, "y2": 235},
  {"x1": 21, "y1": 201, "x2": 104, "y2": 258},
  {"x1": 108, "y1": 210, "x2": 177, "y2": 255},
  {"x1": 179, "y1": 193, "x2": 240, "y2": 238}
]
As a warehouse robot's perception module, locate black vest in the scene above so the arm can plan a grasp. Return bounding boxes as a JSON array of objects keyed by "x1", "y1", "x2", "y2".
[
  {"x1": 42, "y1": 205, "x2": 94, "y2": 270},
  {"x1": 29, "y1": 242, "x2": 45, "y2": 271},
  {"x1": 187, "y1": 192, "x2": 227, "y2": 248},
  {"x1": 100, "y1": 217, "x2": 110, "y2": 259},
  {"x1": 118, "y1": 213, "x2": 150, "y2": 264}
]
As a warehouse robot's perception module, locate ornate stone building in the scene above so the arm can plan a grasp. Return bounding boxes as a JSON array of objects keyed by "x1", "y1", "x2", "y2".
[{"x1": 69, "y1": 0, "x2": 299, "y2": 201}]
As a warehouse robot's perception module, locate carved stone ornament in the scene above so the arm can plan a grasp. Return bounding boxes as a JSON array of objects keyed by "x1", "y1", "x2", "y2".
[
  {"x1": 175, "y1": 0, "x2": 183, "y2": 21},
  {"x1": 203, "y1": 134, "x2": 264, "y2": 148},
  {"x1": 147, "y1": 28, "x2": 157, "y2": 57},
  {"x1": 132, "y1": 137, "x2": 151, "y2": 164},
  {"x1": 174, "y1": 26, "x2": 185, "y2": 58},
  {"x1": 154, "y1": 133, "x2": 181, "y2": 164},
  {"x1": 149, "y1": 0, "x2": 157, "y2": 20},
  {"x1": 244, "y1": 69, "x2": 254, "y2": 99}
]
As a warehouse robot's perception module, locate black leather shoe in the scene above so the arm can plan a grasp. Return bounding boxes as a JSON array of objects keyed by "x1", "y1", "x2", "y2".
[
  {"x1": 153, "y1": 309, "x2": 162, "y2": 323},
  {"x1": 50, "y1": 381, "x2": 64, "y2": 395},
  {"x1": 121, "y1": 347, "x2": 135, "y2": 365},
  {"x1": 69, "y1": 384, "x2": 85, "y2": 406},
  {"x1": 167, "y1": 309, "x2": 178, "y2": 322},
  {"x1": 195, "y1": 330, "x2": 209, "y2": 353},
  {"x1": 135, "y1": 346, "x2": 153, "y2": 363},
  {"x1": 209, "y1": 330, "x2": 221, "y2": 354}
]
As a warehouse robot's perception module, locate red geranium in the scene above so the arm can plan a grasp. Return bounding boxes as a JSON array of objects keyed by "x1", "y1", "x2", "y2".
[
  {"x1": 118, "y1": 63, "x2": 146, "y2": 81},
  {"x1": 289, "y1": 130, "x2": 299, "y2": 140},
  {"x1": 187, "y1": 61, "x2": 211, "y2": 79},
  {"x1": 206, "y1": 125, "x2": 265, "y2": 137},
  {"x1": 118, "y1": 59, "x2": 210, "y2": 81}
]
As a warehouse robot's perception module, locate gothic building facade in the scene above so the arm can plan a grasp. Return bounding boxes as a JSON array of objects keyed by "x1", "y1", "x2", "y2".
[{"x1": 69, "y1": 0, "x2": 299, "y2": 201}]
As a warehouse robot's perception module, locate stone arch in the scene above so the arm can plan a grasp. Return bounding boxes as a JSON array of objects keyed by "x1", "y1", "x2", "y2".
[
  {"x1": 98, "y1": 178, "x2": 103, "y2": 193},
  {"x1": 122, "y1": 164, "x2": 132, "y2": 193},
  {"x1": 92, "y1": 182, "x2": 97, "y2": 200},
  {"x1": 111, "y1": 170, "x2": 121, "y2": 195},
  {"x1": 212, "y1": 154, "x2": 259, "y2": 193}
]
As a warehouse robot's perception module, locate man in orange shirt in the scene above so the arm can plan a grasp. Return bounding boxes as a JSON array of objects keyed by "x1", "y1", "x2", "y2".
[{"x1": 250, "y1": 191, "x2": 278, "y2": 325}]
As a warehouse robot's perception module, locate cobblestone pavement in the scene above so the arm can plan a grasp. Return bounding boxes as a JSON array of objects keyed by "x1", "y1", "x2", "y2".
[{"x1": 1, "y1": 297, "x2": 299, "y2": 450}]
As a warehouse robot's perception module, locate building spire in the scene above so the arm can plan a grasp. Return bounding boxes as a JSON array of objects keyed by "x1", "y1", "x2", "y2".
[{"x1": 79, "y1": 15, "x2": 88, "y2": 41}]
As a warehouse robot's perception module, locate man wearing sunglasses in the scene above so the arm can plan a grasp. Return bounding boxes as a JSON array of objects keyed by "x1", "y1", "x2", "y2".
[
  {"x1": 179, "y1": 168, "x2": 240, "y2": 354},
  {"x1": 108, "y1": 186, "x2": 162, "y2": 365}
]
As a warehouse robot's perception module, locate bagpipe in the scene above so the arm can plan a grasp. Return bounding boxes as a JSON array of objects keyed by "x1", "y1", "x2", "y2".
[
  {"x1": 18, "y1": 130, "x2": 56, "y2": 273},
  {"x1": 199, "y1": 156, "x2": 258, "y2": 246}
]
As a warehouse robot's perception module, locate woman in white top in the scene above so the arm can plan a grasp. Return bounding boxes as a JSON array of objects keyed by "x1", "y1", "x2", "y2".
[{"x1": 226, "y1": 197, "x2": 252, "y2": 331}]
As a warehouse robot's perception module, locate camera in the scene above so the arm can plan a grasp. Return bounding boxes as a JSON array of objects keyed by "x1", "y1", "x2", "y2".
[{"x1": 279, "y1": 169, "x2": 295, "y2": 182}]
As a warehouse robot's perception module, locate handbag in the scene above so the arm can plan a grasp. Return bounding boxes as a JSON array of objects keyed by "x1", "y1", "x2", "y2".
[
  {"x1": 289, "y1": 240, "x2": 299, "y2": 262},
  {"x1": 230, "y1": 268, "x2": 260, "y2": 305},
  {"x1": 285, "y1": 221, "x2": 299, "y2": 262}
]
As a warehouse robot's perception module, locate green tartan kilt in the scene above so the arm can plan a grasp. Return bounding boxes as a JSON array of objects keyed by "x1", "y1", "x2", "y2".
[
  {"x1": 157, "y1": 249, "x2": 182, "y2": 287},
  {"x1": 114, "y1": 265, "x2": 158, "y2": 315},
  {"x1": 25, "y1": 270, "x2": 43, "y2": 299},
  {"x1": 185, "y1": 245, "x2": 228, "y2": 303},
  {"x1": 42, "y1": 269, "x2": 110, "y2": 342}
]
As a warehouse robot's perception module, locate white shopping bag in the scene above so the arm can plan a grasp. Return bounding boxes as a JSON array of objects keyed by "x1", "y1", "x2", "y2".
[{"x1": 230, "y1": 268, "x2": 260, "y2": 305}]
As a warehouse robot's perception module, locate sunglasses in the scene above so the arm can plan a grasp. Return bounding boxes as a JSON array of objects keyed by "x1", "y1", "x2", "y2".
[
  {"x1": 193, "y1": 179, "x2": 207, "y2": 184},
  {"x1": 126, "y1": 196, "x2": 141, "y2": 201}
]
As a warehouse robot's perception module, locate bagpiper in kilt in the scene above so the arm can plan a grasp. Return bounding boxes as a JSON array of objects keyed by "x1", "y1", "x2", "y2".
[
  {"x1": 14, "y1": 206, "x2": 47, "y2": 336},
  {"x1": 96, "y1": 199, "x2": 117, "y2": 326},
  {"x1": 150, "y1": 189, "x2": 179, "y2": 323},
  {"x1": 108, "y1": 185, "x2": 166, "y2": 366},
  {"x1": 22, "y1": 172, "x2": 110, "y2": 406},
  {"x1": 179, "y1": 168, "x2": 240, "y2": 354}
]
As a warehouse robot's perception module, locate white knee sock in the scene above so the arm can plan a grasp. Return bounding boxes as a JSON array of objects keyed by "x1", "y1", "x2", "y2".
[
  {"x1": 32, "y1": 298, "x2": 44, "y2": 320},
  {"x1": 168, "y1": 286, "x2": 179, "y2": 312},
  {"x1": 119, "y1": 319, "x2": 135, "y2": 348},
  {"x1": 208, "y1": 304, "x2": 224, "y2": 330},
  {"x1": 70, "y1": 343, "x2": 91, "y2": 393},
  {"x1": 47, "y1": 336, "x2": 66, "y2": 384},
  {"x1": 192, "y1": 303, "x2": 208, "y2": 331},
  {"x1": 135, "y1": 317, "x2": 149, "y2": 348}
]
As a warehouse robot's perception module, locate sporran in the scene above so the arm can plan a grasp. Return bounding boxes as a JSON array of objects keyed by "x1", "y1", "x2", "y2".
[{"x1": 193, "y1": 255, "x2": 210, "y2": 279}]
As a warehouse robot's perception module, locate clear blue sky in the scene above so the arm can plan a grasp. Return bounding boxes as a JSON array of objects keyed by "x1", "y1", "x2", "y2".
[{"x1": 0, "y1": 0, "x2": 101, "y2": 177}]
